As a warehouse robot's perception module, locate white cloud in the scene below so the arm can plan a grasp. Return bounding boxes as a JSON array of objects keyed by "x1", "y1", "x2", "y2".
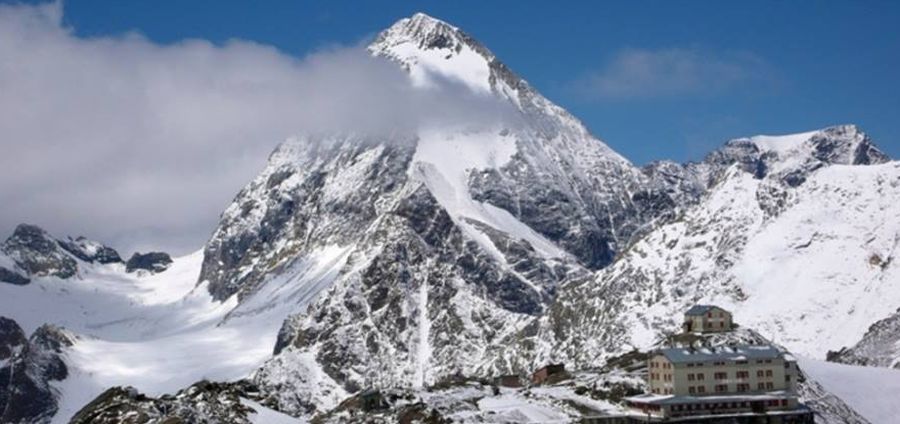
[
  {"x1": 0, "y1": 2, "x2": 512, "y2": 255},
  {"x1": 575, "y1": 47, "x2": 773, "y2": 100}
]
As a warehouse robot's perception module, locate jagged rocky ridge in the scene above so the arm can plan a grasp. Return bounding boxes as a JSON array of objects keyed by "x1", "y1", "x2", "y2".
[
  {"x1": 0, "y1": 317, "x2": 73, "y2": 423},
  {"x1": 828, "y1": 308, "x2": 900, "y2": 369},
  {"x1": 499, "y1": 125, "x2": 897, "y2": 371},
  {"x1": 69, "y1": 381, "x2": 265, "y2": 424},
  {"x1": 0, "y1": 223, "x2": 131, "y2": 285}
]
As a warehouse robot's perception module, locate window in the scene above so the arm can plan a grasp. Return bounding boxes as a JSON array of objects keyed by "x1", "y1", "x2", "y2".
[
  {"x1": 686, "y1": 362, "x2": 694, "y2": 368},
  {"x1": 766, "y1": 382, "x2": 774, "y2": 390},
  {"x1": 715, "y1": 384, "x2": 728, "y2": 393},
  {"x1": 766, "y1": 370, "x2": 773, "y2": 377},
  {"x1": 758, "y1": 382, "x2": 766, "y2": 390},
  {"x1": 688, "y1": 373, "x2": 695, "y2": 381},
  {"x1": 697, "y1": 373, "x2": 705, "y2": 381},
  {"x1": 715, "y1": 372, "x2": 727, "y2": 380},
  {"x1": 756, "y1": 360, "x2": 764, "y2": 364},
  {"x1": 736, "y1": 360, "x2": 748, "y2": 365},
  {"x1": 785, "y1": 375, "x2": 791, "y2": 382},
  {"x1": 781, "y1": 399, "x2": 788, "y2": 407},
  {"x1": 736, "y1": 371, "x2": 749, "y2": 379},
  {"x1": 757, "y1": 370, "x2": 765, "y2": 377},
  {"x1": 720, "y1": 321, "x2": 724, "y2": 328},
  {"x1": 765, "y1": 359, "x2": 772, "y2": 364},
  {"x1": 737, "y1": 384, "x2": 749, "y2": 392},
  {"x1": 708, "y1": 312, "x2": 712, "y2": 318},
  {"x1": 689, "y1": 386, "x2": 696, "y2": 394},
  {"x1": 697, "y1": 386, "x2": 706, "y2": 394}
]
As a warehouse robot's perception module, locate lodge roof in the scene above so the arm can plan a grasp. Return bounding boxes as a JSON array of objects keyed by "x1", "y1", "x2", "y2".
[
  {"x1": 656, "y1": 344, "x2": 782, "y2": 364},
  {"x1": 684, "y1": 305, "x2": 728, "y2": 316}
]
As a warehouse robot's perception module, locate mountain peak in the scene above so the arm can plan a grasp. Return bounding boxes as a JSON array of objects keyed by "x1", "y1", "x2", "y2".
[
  {"x1": 377, "y1": 12, "x2": 467, "y2": 51},
  {"x1": 369, "y1": 13, "x2": 496, "y2": 93}
]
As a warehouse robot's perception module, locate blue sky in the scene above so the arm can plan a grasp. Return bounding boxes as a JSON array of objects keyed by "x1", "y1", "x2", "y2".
[{"x1": 44, "y1": 0, "x2": 900, "y2": 164}]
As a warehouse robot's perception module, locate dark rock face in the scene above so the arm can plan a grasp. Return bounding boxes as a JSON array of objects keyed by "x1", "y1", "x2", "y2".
[
  {"x1": 70, "y1": 380, "x2": 263, "y2": 424},
  {"x1": 0, "y1": 318, "x2": 73, "y2": 424},
  {"x1": 59, "y1": 236, "x2": 123, "y2": 264},
  {"x1": 0, "y1": 266, "x2": 30, "y2": 285},
  {"x1": 2, "y1": 224, "x2": 77, "y2": 279},
  {"x1": 0, "y1": 317, "x2": 27, "y2": 360},
  {"x1": 468, "y1": 149, "x2": 666, "y2": 270},
  {"x1": 703, "y1": 139, "x2": 772, "y2": 180},
  {"x1": 811, "y1": 125, "x2": 889, "y2": 165},
  {"x1": 200, "y1": 137, "x2": 416, "y2": 302},
  {"x1": 126, "y1": 252, "x2": 173, "y2": 273}
]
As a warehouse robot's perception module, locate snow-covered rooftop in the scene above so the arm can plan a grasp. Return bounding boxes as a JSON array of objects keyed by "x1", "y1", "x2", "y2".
[{"x1": 657, "y1": 344, "x2": 783, "y2": 364}]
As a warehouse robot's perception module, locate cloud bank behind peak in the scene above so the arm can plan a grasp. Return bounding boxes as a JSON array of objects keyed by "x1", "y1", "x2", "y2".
[{"x1": 0, "y1": 2, "x2": 513, "y2": 254}]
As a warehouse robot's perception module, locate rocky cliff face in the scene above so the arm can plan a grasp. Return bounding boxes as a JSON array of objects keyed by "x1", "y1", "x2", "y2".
[
  {"x1": 0, "y1": 317, "x2": 73, "y2": 423},
  {"x1": 0, "y1": 224, "x2": 124, "y2": 285},
  {"x1": 828, "y1": 308, "x2": 900, "y2": 369},
  {"x1": 69, "y1": 381, "x2": 265, "y2": 424},
  {"x1": 2, "y1": 224, "x2": 78, "y2": 280},
  {"x1": 504, "y1": 126, "x2": 897, "y2": 371}
]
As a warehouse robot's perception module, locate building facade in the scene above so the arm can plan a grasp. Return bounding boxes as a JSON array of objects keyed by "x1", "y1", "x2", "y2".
[
  {"x1": 683, "y1": 305, "x2": 733, "y2": 333},
  {"x1": 628, "y1": 345, "x2": 805, "y2": 421}
]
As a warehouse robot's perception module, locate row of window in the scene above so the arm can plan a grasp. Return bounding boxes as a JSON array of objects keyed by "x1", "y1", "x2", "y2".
[
  {"x1": 650, "y1": 373, "x2": 673, "y2": 381},
  {"x1": 671, "y1": 398, "x2": 788, "y2": 412},
  {"x1": 687, "y1": 359, "x2": 778, "y2": 368},
  {"x1": 689, "y1": 382, "x2": 776, "y2": 394},
  {"x1": 650, "y1": 362, "x2": 672, "y2": 369},
  {"x1": 686, "y1": 369, "x2": 774, "y2": 381}
]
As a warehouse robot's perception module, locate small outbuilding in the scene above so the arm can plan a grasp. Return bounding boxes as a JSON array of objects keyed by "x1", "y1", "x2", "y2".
[
  {"x1": 531, "y1": 364, "x2": 566, "y2": 385},
  {"x1": 493, "y1": 374, "x2": 525, "y2": 388},
  {"x1": 683, "y1": 305, "x2": 732, "y2": 333}
]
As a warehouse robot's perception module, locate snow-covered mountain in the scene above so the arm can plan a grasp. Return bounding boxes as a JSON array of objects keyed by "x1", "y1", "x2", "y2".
[
  {"x1": 513, "y1": 125, "x2": 898, "y2": 368},
  {"x1": 1, "y1": 12, "x2": 898, "y2": 424}
]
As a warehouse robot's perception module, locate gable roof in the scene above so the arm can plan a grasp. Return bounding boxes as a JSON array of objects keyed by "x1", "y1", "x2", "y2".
[
  {"x1": 684, "y1": 305, "x2": 728, "y2": 316},
  {"x1": 657, "y1": 344, "x2": 782, "y2": 364}
]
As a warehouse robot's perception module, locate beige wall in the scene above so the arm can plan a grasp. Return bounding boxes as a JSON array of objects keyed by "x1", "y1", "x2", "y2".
[
  {"x1": 686, "y1": 307, "x2": 733, "y2": 333},
  {"x1": 648, "y1": 354, "x2": 792, "y2": 396}
]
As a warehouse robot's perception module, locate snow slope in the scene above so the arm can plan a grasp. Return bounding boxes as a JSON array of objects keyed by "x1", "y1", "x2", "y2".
[
  {"x1": 0, "y1": 242, "x2": 349, "y2": 422},
  {"x1": 518, "y1": 128, "x2": 898, "y2": 371},
  {"x1": 799, "y1": 358, "x2": 900, "y2": 424}
]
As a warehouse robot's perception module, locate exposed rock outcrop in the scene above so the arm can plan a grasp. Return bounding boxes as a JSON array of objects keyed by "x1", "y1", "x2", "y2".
[
  {"x1": 126, "y1": 252, "x2": 173, "y2": 273},
  {"x1": 0, "y1": 317, "x2": 73, "y2": 423}
]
